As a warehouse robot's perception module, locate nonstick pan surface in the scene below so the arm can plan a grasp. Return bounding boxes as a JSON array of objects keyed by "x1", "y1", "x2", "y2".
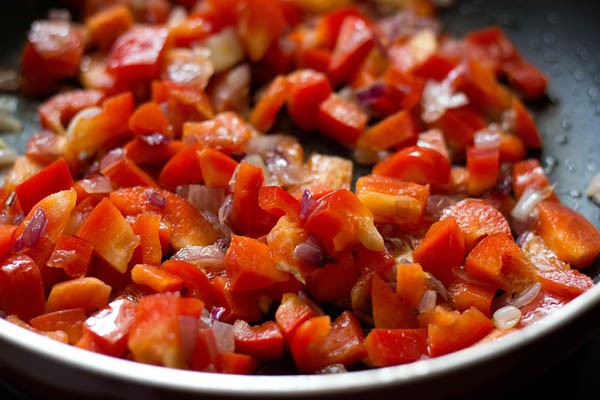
[{"x1": 0, "y1": 1, "x2": 599, "y2": 399}]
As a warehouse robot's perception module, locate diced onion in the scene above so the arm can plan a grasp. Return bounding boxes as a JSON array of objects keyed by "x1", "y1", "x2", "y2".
[
  {"x1": 0, "y1": 112, "x2": 22, "y2": 133},
  {"x1": 511, "y1": 282, "x2": 541, "y2": 309},
  {"x1": 493, "y1": 305, "x2": 521, "y2": 330},
  {"x1": 212, "y1": 320, "x2": 235, "y2": 354},
  {"x1": 13, "y1": 208, "x2": 48, "y2": 252},
  {"x1": 172, "y1": 244, "x2": 226, "y2": 267},
  {"x1": 203, "y1": 27, "x2": 245, "y2": 73},
  {"x1": 473, "y1": 129, "x2": 501, "y2": 150},
  {"x1": 317, "y1": 364, "x2": 348, "y2": 374},
  {"x1": 510, "y1": 186, "x2": 554, "y2": 222},
  {"x1": 427, "y1": 275, "x2": 450, "y2": 302},
  {"x1": 586, "y1": 171, "x2": 600, "y2": 205},
  {"x1": 418, "y1": 290, "x2": 437, "y2": 313},
  {"x1": 145, "y1": 189, "x2": 167, "y2": 209},
  {"x1": 293, "y1": 236, "x2": 330, "y2": 267},
  {"x1": 179, "y1": 316, "x2": 199, "y2": 361},
  {"x1": 178, "y1": 184, "x2": 225, "y2": 216},
  {"x1": 421, "y1": 79, "x2": 468, "y2": 123},
  {"x1": 300, "y1": 189, "x2": 316, "y2": 220},
  {"x1": 79, "y1": 175, "x2": 112, "y2": 194}
]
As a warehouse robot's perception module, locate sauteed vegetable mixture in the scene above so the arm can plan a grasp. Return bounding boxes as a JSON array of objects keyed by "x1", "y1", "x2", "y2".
[{"x1": 1, "y1": 0, "x2": 599, "y2": 374}]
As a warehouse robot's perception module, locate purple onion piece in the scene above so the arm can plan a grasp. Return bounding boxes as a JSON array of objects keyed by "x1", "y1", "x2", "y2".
[
  {"x1": 299, "y1": 189, "x2": 316, "y2": 220},
  {"x1": 293, "y1": 236, "x2": 333, "y2": 267},
  {"x1": 145, "y1": 189, "x2": 167, "y2": 209},
  {"x1": 355, "y1": 83, "x2": 387, "y2": 107},
  {"x1": 140, "y1": 132, "x2": 171, "y2": 146},
  {"x1": 13, "y1": 208, "x2": 48, "y2": 252},
  {"x1": 99, "y1": 148, "x2": 124, "y2": 171},
  {"x1": 210, "y1": 306, "x2": 226, "y2": 323}
]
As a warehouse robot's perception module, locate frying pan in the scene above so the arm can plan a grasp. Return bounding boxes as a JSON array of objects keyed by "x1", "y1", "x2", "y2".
[{"x1": 0, "y1": 0, "x2": 600, "y2": 399}]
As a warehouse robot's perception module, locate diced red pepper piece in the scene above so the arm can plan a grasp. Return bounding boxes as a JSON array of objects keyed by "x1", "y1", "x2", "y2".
[
  {"x1": 328, "y1": 16, "x2": 375, "y2": 84},
  {"x1": 442, "y1": 198, "x2": 512, "y2": 252},
  {"x1": 503, "y1": 60, "x2": 548, "y2": 100},
  {"x1": 424, "y1": 306, "x2": 493, "y2": 357},
  {"x1": 318, "y1": 93, "x2": 367, "y2": 146},
  {"x1": 534, "y1": 201, "x2": 600, "y2": 268},
  {"x1": 233, "y1": 320, "x2": 284, "y2": 360},
  {"x1": 100, "y1": 153, "x2": 158, "y2": 188},
  {"x1": 212, "y1": 276, "x2": 263, "y2": 323},
  {"x1": 537, "y1": 269, "x2": 594, "y2": 300},
  {"x1": 0, "y1": 225, "x2": 17, "y2": 261},
  {"x1": 109, "y1": 187, "x2": 219, "y2": 250},
  {"x1": 365, "y1": 329, "x2": 428, "y2": 367},
  {"x1": 67, "y1": 92, "x2": 134, "y2": 156},
  {"x1": 182, "y1": 112, "x2": 254, "y2": 155},
  {"x1": 107, "y1": 25, "x2": 170, "y2": 80},
  {"x1": 215, "y1": 352, "x2": 261, "y2": 374},
  {"x1": 250, "y1": 75, "x2": 289, "y2": 132},
  {"x1": 465, "y1": 233, "x2": 537, "y2": 293},
  {"x1": 47, "y1": 234, "x2": 94, "y2": 278},
  {"x1": 21, "y1": 20, "x2": 84, "y2": 95},
  {"x1": 466, "y1": 145, "x2": 500, "y2": 196},
  {"x1": 357, "y1": 109, "x2": 419, "y2": 151},
  {"x1": 15, "y1": 158, "x2": 73, "y2": 214},
  {"x1": 512, "y1": 159, "x2": 558, "y2": 201},
  {"x1": 162, "y1": 259, "x2": 217, "y2": 307},
  {"x1": 259, "y1": 186, "x2": 301, "y2": 221},
  {"x1": 373, "y1": 146, "x2": 451, "y2": 186},
  {"x1": 0, "y1": 254, "x2": 45, "y2": 320},
  {"x1": 356, "y1": 174, "x2": 429, "y2": 227},
  {"x1": 83, "y1": 298, "x2": 136, "y2": 357},
  {"x1": 396, "y1": 263, "x2": 428, "y2": 309},
  {"x1": 275, "y1": 292, "x2": 317, "y2": 343},
  {"x1": 128, "y1": 292, "x2": 186, "y2": 368},
  {"x1": 413, "y1": 217, "x2": 466, "y2": 284},
  {"x1": 131, "y1": 213, "x2": 162, "y2": 266},
  {"x1": 447, "y1": 275, "x2": 496, "y2": 317},
  {"x1": 75, "y1": 197, "x2": 139, "y2": 273},
  {"x1": 315, "y1": 7, "x2": 368, "y2": 49},
  {"x1": 371, "y1": 274, "x2": 418, "y2": 329},
  {"x1": 512, "y1": 97, "x2": 543, "y2": 148},
  {"x1": 38, "y1": 89, "x2": 105, "y2": 134},
  {"x1": 225, "y1": 234, "x2": 288, "y2": 291},
  {"x1": 158, "y1": 144, "x2": 203, "y2": 192},
  {"x1": 229, "y1": 162, "x2": 279, "y2": 237},
  {"x1": 131, "y1": 264, "x2": 184, "y2": 293},
  {"x1": 30, "y1": 307, "x2": 87, "y2": 345},
  {"x1": 307, "y1": 254, "x2": 357, "y2": 303},
  {"x1": 128, "y1": 101, "x2": 171, "y2": 136},
  {"x1": 46, "y1": 277, "x2": 112, "y2": 313},
  {"x1": 124, "y1": 137, "x2": 184, "y2": 167},
  {"x1": 304, "y1": 189, "x2": 384, "y2": 253},
  {"x1": 236, "y1": 0, "x2": 287, "y2": 61},
  {"x1": 197, "y1": 148, "x2": 238, "y2": 190},
  {"x1": 85, "y1": 4, "x2": 134, "y2": 51},
  {"x1": 286, "y1": 69, "x2": 332, "y2": 131},
  {"x1": 431, "y1": 106, "x2": 487, "y2": 155}
]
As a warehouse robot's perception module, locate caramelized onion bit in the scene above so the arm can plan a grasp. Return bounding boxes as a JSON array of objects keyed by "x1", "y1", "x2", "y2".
[{"x1": 13, "y1": 208, "x2": 48, "y2": 252}]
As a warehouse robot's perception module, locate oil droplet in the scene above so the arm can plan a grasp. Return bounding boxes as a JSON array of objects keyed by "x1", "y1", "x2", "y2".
[
  {"x1": 546, "y1": 12, "x2": 560, "y2": 24},
  {"x1": 543, "y1": 32, "x2": 557, "y2": 46},
  {"x1": 572, "y1": 67, "x2": 585, "y2": 81},
  {"x1": 595, "y1": 73, "x2": 600, "y2": 84},
  {"x1": 595, "y1": 104, "x2": 600, "y2": 116},
  {"x1": 529, "y1": 37, "x2": 542, "y2": 51},
  {"x1": 543, "y1": 51, "x2": 558, "y2": 64},
  {"x1": 575, "y1": 45, "x2": 592, "y2": 61},
  {"x1": 560, "y1": 119, "x2": 572, "y2": 131},
  {"x1": 543, "y1": 156, "x2": 558, "y2": 175},
  {"x1": 568, "y1": 190, "x2": 582, "y2": 199},
  {"x1": 564, "y1": 159, "x2": 576, "y2": 173},
  {"x1": 587, "y1": 62, "x2": 597, "y2": 74},
  {"x1": 551, "y1": 65, "x2": 562, "y2": 77},
  {"x1": 554, "y1": 134, "x2": 568, "y2": 145},
  {"x1": 588, "y1": 86, "x2": 599, "y2": 100},
  {"x1": 570, "y1": 86, "x2": 580, "y2": 97}
]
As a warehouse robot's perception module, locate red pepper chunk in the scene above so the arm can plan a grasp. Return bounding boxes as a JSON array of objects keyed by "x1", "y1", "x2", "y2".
[
  {"x1": 423, "y1": 306, "x2": 493, "y2": 357},
  {"x1": 537, "y1": 269, "x2": 594, "y2": 300},
  {"x1": 249, "y1": 75, "x2": 289, "y2": 132},
  {"x1": 413, "y1": 217, "x2": 465, "y2": 285},
  {"x1": 21, "y1": 20, "x2": 84, "y2": 95},
  {"x1": 466, "y1": 145, "x2": 500, "y2": 196},
  {"x1": 304, "y1": 189, "x2": 384, "y2": 253},
  {"x1": 534, "y1": 201, "x2": 600, "y2": 268},
  {"x1": 158, "y1": 144, "x2": 203, "y2": 191},
  {"x1": 107, "y1": 26, "x2": 170, "y2": 81},
  {"x1": 236, "y1": 0, "x2": 287, "y2": 61},
  {"x1": 30, "y1": 307, "x2": 87, "y2": 345},
  {"x1": 38, "y1": 89, "x2": 105, "y2": 134},
  {"x1": 275, "y1": 293, "x2": 317, "y2": 343},
  {"x1": 371, "y1": 274, "x2": 418, "y2": 329},
  {"x1": 357, "y1": 109, "x2": 419, "y2": 151},
  {"x1": 373, "y1": 146, "x2": 451, "y2": 186},
  {"x1": 291, "y1": 311, "x2": 366, "y2": 373},
  {"x1": 76, "y1": 198, "x2": 139, "y2": 274},
  {"x1": 365, "y1": 329, "x2": 428, "y2": 367},
  {"x1": 131, "y1": 264, "x2": 184, "y2": 293},
  {"x1": 47, "y1": 235, "x2": 94, "y2": 278},
  {"x1": 225, "y1": 235, "x2": 288, "y2": 291},
  {"x1": 15, "y1": 158, "x2": 73, "y2": 214},
  {"x1": 328, "y1": 16, "x2": 375, "y2": 85},
  {"x1": 82, "y1": 298, "x2": 137, "y2": 357},
  {"x1": 0, "y1": 254, "x2": 46, "y2": 320},
  {"x1": 465, "y1": 233, "x2": 537, "y2": 293},
  {"x1": 287, "y1": 70, "x2": 332, "y2": 131},
  {"x1": 233, "y1": 320, "x2": 284, "y2": 360},
  {"x1": 318, "y1": 93, "x2": 367, "y2": 146}
]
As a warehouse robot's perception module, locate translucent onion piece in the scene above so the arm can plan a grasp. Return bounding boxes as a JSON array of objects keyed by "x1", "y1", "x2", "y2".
[
  {"x1": 511, "y1": 282, "x2": 542, "y2": 309},
  {"x1": 493, "y1": 305, "x2": 521, "y2": 330},
  {"x1": 421, "y1": 79, "x2": 468, "y2": 123},
  {"x1": 79, "y1": 175, "x2": 112, "y2": 194},
  {"x1": 13, "y1": 208, "x2": 48, "y2": 252},
  {"x1": 172, "y1": 244, "x2": 226, "y2": 267},
  {"x1": 418, "y1": 290, "x2": 437, "y2": 313},
  {"x1": 212, "y1": 320, "x2": 235, "y2": 354},
  {"x1": 511, "y1": 186, "x2": 554, "y2": 222},
  {"x1": 586, "y1": 171, "x2": 600, "y2": 205}
]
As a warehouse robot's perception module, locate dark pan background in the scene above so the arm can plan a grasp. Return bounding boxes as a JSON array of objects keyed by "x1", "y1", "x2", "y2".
[{"x1": 0, "y1": 0, "x2": 599, "y2": 399}]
